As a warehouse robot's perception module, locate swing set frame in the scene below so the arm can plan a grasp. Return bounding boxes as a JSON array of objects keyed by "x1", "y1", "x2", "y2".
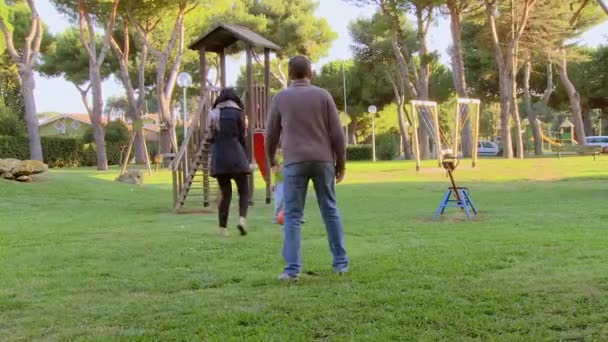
[{"x1": 410, "y1": 98, "x2": 481, "y2": 171}]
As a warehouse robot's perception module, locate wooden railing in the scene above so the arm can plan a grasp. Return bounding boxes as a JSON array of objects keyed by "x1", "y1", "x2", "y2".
[{"x1": 171, "y1": 90, "x2": 217, "y2": 209}]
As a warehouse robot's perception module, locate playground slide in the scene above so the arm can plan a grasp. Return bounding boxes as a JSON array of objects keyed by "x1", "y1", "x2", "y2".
[
  {"x1": 253, "y1": 132, "x2": 269, "y2": 182},
  {"x1": 541, "y1": 133, "x2": 562, "y2": 146}
]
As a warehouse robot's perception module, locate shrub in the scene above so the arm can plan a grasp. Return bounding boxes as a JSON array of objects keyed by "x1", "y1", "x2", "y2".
[
  {"x1": 106, "y1": 142, "x2": 125, "y2": 166},
  {"x1": 0, "y1": 135, "x2": 29, "y2": 160},
  {"x1": 41, "y1": 137, "x2": 85, "y2": 168},
  {"x1": 376, "y1": 132, "x2": 399, "y2": 161},
  {"x1": 83, "y1": 120, "x2": 130, "y2": 145},
  {"x1": 0, "y1": 136, "x2": 95, "y2": 168},
  {"x1": 0, "y1": 108, "x2": 26, "y2": 137},
  {"x1": 347, "y1": 144, "x2": 372, "y2": 161}
]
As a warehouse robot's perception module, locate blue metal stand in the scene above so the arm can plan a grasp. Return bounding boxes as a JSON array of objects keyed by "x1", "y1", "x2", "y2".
[{"x1": 433, "y1": 187, "x2": 477, "y2": 220}]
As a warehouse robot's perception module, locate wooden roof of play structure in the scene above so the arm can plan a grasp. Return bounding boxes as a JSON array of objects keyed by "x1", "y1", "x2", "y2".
[{"x1": 188, "y1": 23, "x2": 280, "y2": 53}]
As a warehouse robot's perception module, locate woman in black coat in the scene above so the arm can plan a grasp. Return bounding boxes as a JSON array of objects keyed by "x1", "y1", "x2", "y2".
[{"x1": 207, "y1": 88, "x2": 250, "y2": 237}]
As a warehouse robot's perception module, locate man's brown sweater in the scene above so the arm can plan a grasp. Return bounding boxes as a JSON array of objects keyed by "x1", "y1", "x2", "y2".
[{"x1": 265, "y1": 79, "x2": 346, "y2": 172}]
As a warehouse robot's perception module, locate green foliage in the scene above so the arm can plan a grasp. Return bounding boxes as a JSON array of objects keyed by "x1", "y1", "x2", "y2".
[
  {"x1": 105, "y1": 121, "x2": 130, "y2": 145},
  {"x1": 0, "y1": 104, "x2": 25, "y2": 137},
  {"x1": 83, "y1": 121, "x2": 130, "y2": 145},
  {"x1": 0, "y1": 54, "x2": 24, "y2": 117},
  {"x1": 39, "y1": 28, "x2": 115, "y2": 86},
  {"x1": 229, "y1": 0, "x2": 337, "y2": 86},
  {"x1": 250, "y1": 0, "x2": 337, "y2": 62},
  {"x1": 376, "y1": 131, "x2": 399, "y2": 160},
  {"x1": 0, "y1": 2, "x2": 54, "y2": 54},
  {"x1": 315, "y1": 60, "x2": 393, "y2": 119},
  {"x1": 0, "y1": 135, "x2": 29, "y2": 160},
  {"x1": 0, "y1": 135, "x2": 124, "y2": 167},
  {"x1": 349, "y1": 10, "x2": 416, "y2": 66},
  {"x1": 40, "y1": 137, "x2": 89, "y2": 168},
  {"x1": 346, "y1": 144, "x2": 372, "y2": 160}
]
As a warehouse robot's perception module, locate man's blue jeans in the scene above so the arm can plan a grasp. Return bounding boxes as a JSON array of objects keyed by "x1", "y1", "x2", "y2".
[{"x1": 282, "y1": 162, "x2": 349, "y2": 276}]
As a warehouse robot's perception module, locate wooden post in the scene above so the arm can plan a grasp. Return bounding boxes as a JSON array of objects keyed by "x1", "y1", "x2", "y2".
[
  {"x1": 432, "y1": 105, "x2": 442, "y2": 167},
  {"x1": 472, "y1": 102, "x2": 481, "y2": 167},
  {"x1": 120, "y1": 132, "x2": 137, "y2": 176},
  {"x1": 199, "y1": 47, "x2": 210, "y2": 207},
  {"x1": 453, "y1": 101, "x2": 460, "y2": 164},
  {"x1": 220, "y1": 48, "x2": 227, "y2": 88},
  {"x1": 141, "y1": 129, "x2": 152, "y2": 175},
  {"x1": 246, "y1": 45, "x2": 255, "y2": 205},
  {"x1": 264, "y1": 48, "x2": 271, "y2": 204},
  {"x1": 411, "y1": 102, "x2": 421, "y2": 171}
]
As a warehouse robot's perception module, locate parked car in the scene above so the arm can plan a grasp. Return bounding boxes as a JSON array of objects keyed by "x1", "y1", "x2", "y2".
[
  {"x1": 585, "y1": 136, "x2": 608, "y2": 153},
  {"x1": 478, "y1": 140, "x2": 500, "y2": 156}
]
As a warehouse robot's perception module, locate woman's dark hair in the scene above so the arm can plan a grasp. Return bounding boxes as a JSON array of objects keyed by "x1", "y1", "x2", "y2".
[{"x1": 212, "y1": 87, "x2": 244, "y2": 109}]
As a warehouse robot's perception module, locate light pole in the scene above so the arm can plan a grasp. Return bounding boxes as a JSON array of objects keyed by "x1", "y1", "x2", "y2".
[
  {"x1": 342, "y1": 61, "x2": 349, "y2": 144},
  {"x1": 368, "y1": 105, "x2": 377, "y2": 162},
  {"x1": 177, "y1": 72, "x2": 192, "y2": 173}
]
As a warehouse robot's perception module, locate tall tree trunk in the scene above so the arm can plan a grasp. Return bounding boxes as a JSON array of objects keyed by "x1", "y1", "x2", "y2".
[
  {"x1": 398, "y1": 102, "x2": 413, "y2": 159},
  {"x1": 484, "y1": 0, "x2": 537, "y2": 158},
  {"x1": 1, "y1": 1, "x2": 44, "y2": 161},
  {"x1": 158, "y1": 92, "x2": 178, "y2": 153},
  {"x1": 18, "y1": 67, "x2": 43, "y2": 161},
  {"x1": 499, "y1": 73, "x2": 514, "y2": 158},
  {"x1": 415, "y1": 7, "x2": 432, "y2": 160},
  {"x1": 348, "y1": 120, "x2": 357, "y2": 145},
  {"x1": 110, "y1": 25, "x2": 148, "y2": 164},
  {"x1": 557, "y1": 48, "x2": 586, "y2": 143},
  {"x1": 510, "y1": 3, "x2": 524, "y2": 159},
  {"x1": 90, "y1": 65, "x2": 108, "y2": 169},
  {"x1": 524, "y1": 60, "x2": 543, "y2": 155},
  {"x1": 447, "y1": 0, "x2": 472, "y2": 157},
  {"x1": 511, "y1": 92, "x2": 524, "y2": 158},
  {"x1": 582, "y1": 106, "x2": 593, "y2": 135},
  {"x1": 131, "y1": 4, "x2": 186, "y2": 154},
  {"x1": 77, "y1": 0, "x2": 119, "y2": 170},
  {"x1": 511, "y1": 64, "x2": 524, "y2": 158}
]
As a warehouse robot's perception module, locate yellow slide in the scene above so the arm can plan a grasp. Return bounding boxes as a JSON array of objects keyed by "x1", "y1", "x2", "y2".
[{"x1": 541, "y1": 133, "x2": 562, "y2": 146}]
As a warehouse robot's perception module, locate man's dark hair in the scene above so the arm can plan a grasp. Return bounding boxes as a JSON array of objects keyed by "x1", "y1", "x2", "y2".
[
  {"x1": 288, "y1": 56, "x2": 312, "y2": 80},
  {"x1": 212, "y1": 87, "x2": 244, "y2": 109}
]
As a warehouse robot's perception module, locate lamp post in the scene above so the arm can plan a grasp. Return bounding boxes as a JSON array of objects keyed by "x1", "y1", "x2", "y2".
[
  {"x1": 342, "y1": 61, "x2": 348, "y2": 143},
  {"x1": 368, "y1": 105, "x2": 377, "y2": 162},
  {"x1": 177, "y1": 72, "x2": 192, "y2": 173}
]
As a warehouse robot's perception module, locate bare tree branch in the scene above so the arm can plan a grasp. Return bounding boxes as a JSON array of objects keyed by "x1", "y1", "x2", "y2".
[
  {"x1": 514, "y1": 0, "x2": 539, "y2": 43},
  {"x1": 165, "y1": 20, "x2": 185, "y2": 99},
  {"x1": 98, "y1": 0, "x2": 120, "y2": 66},
  {"x1": 252, "y1": 52, "x2": 288, "y2": 88},
  {"x1": 28, "y1": 19, "x2": 43, "y2": 67},
  {"x1": 75, "y1": 83, "x2": 93, "y2": 115},
  {"x1": 484, "y1": 0, "x2": 505, "y2": 69},
  {"x1": 570, "y1": 0, "x2": 591, "y2": 25},
  {"x1": 542, "y1": 62, "x2": 553, "y2": 105},
  {"x1": 0, "y1": 17, "x2": 20, "y2": 62},
  {"x1": 22, "y1": 15, "x2": 38, "y2": 64},
  {"x1": 127, "y1": 8, "x2": 162, "y2": 57},
  {"x1": 598, "y1": 0, "x2": 608, "y2": 15},
  {"x1": 77, "y1": 1, "x2": 95, "y2": 59}
]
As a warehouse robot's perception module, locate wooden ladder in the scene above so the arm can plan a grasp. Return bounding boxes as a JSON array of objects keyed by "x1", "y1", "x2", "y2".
[{"x1": 173, "y1": 143, "x2": 219, "y2": 212}]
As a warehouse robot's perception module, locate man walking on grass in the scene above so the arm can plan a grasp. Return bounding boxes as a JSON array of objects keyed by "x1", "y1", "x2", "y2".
[{"x1": 265, "y1": 55, "x2": 349, "y2": 281}]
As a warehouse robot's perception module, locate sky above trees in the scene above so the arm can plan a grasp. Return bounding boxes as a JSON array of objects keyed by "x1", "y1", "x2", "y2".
[{"x1": 33, "y1": 0, "x2": 608, "y2": 113}]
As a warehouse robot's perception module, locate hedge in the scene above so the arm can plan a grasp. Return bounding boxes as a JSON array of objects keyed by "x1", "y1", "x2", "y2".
[
  {"x1": 376, "y1": 132, "x2": 399, "y2": 161},
  {"x1": 0, "y1": 136, "x2": 124, "y2": 168},
  {"x1": 346, "y1": 144, "x2": 372, "y2": 161}
]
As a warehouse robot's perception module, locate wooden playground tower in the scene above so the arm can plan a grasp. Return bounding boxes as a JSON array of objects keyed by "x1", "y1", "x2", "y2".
[{"x1": 170, "y1": 24, "x2": 280, "y2": 213}]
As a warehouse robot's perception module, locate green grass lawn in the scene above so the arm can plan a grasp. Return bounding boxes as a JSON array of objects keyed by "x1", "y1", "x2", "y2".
[{"x1": 1, "y1": 156, "x2": 608, "y2": 340}]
